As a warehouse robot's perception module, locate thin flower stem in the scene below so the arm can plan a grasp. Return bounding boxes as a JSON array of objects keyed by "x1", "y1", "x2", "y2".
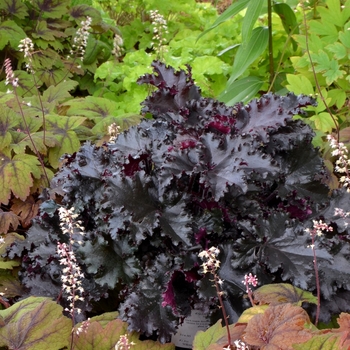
[{"x1": 311, "y1": 234, "x2": 320, "y2": 326}]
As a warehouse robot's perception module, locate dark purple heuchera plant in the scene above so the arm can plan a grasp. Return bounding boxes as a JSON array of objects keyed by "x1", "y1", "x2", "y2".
[{"x1": 9, "y1": 61, "x2": 350, "y2": 343}]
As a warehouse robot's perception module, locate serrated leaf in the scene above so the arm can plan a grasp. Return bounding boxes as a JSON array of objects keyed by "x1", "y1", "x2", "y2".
[
  {"x1": 32, "y1": 21, "x2": 60, "y2": 41},
  {"x1": 310, "y1": 112, "x2": 337, "y2": 133},
  {"x1": 0, "y1": 296, "x2": 71, "y2": 349},
  {"x1": 0, "y1": 20, "x2": 26, "y2": 50},
  {"x1": 0, "y1": 154, "x2": 41, "y2": 205},
  {"x1": 42, "y1": 80, "x2": 78, "y2": 104},
  {"x1": 0, "y1": 0, "x2": 28, "y2": 19},
  {"x1": 286, "y1": 74, "x2": 314, "y2": 96},
  {"x1": 192, "y1": 320, "x2": 226, "y2": 350},
  {"x1": 0, "y1": 209, "x2": 19, "y2": 234},
  {"x1": 34, "y1": 0, "x2": 69, "y2": 19},
  {"x1": 45, "y1": 115, "x2": 86, "y2": 168},
  {"x1": 11, "y1": 196, "x2": 41, "y2": 228},
  {"x1": 242, "y1": 304, "x2": 312, "y2": 348},
  {"x1": 253, "y1": 283, "x2": 318, "y2": 306}
]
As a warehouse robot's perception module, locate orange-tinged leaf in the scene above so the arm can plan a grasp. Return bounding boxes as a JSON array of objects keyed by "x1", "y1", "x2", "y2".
[
  {"x1": 336, "y1": 313, "x2": 350, "y2": 348},
  {"x1": 0, "y1": 271, "x2": 24, "y2": 297},
  {"x1": 253, "y1": 283, "x2": 318, "y2": 306},
  {"x1": 11, "y1": 196, "x2": 41, "y2": 228},
  {"x1": 73, "y1": 312, "x2": 175, "y2": 350},
  {"x1": 0, "y1": 296, "x2": 71, "y2": 350},
  {"x1": 242, "y1": 304, "x2": 312, "y2": 349},
  {"x1": 0, "y1": 209, "x2": 19, "y2": 234},
  {"x1": 0, "y1": 153, "x2": 41, "y2": 205},
  {"x1": 237, "y1": 305, "x2": 269, "y2": 324}
]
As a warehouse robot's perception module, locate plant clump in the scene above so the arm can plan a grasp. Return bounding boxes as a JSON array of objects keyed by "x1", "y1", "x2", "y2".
[{"x1": 9, "y1": 61, "x2": 350, "y2": 343}]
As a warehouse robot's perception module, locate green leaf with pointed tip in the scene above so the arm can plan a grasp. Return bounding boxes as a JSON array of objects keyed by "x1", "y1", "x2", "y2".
[
  {"x1": 42, "y1": 80, "x2": 78, "y2": 104},
  {"x1": 32, "y1": 21, "x2": 63, "y2": 41},
  {"x1": 219, "y1": 76, "x2": 263, "y2": 105},
  {"x1": 0, "y1": 108, "x2": 21, "y2": 150},
  {"x1": 0, "y1": 0, "x2": 28, "y2": 19},
  {"x1": 286, "y1": 74, "x2": 314, "y2": 96},
  {"x1": 273, "y1": 3, "x2": 299, "y2": 35},
  {"x1": 34, "y1": 0, "x2": 70, "y2": 19},
  {"x1": 253, "y1": 283, "x2": 318, "y2": 306},
  {"x1": 0, "y1": 153, "x2": 41, "y2": 205},
  {"x1": 83, "y1": 36, "x2": 112, "y2": 65},
  {"x1": 228, "y1": 26, "x2": 269, "y2": 84},
  {"x1": 197, "y1": 0, "x2": 250, "y2": 41},
  {"x1": 242, "y1": 0, "x2": 264, "y2": 43},
  {"x1": 45, "y1": 115, "x2": 86, "y2": 168},
  {"x1": 310, "y1": 112, "x2": 337, "y2": 133},
  {"x1": 192, "y1": 320, "x2": 227, "y2": 350},
  {"x1": 0, "y1": 20, "x2": 26, "y2": 50},
  {"x1": 63, "y1": 96, "x2": 120, "y2": 121},
  {"x1": 0, "y1": 297, "x2": 71, "y2": 349}
]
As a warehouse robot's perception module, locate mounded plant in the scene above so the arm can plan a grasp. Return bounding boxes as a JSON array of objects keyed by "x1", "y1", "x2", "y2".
[{"x1": 9, "y1": 61, "x2": 350, "y2": 343}]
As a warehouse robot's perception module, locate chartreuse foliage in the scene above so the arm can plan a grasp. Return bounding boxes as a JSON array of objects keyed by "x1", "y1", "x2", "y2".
[
  {"x1": 285, "y1": 0, "x2": 350, "y2": 149},
  {"x1": 0, "y1": 297, "x2": 174, "y2": 350},
  {"x1": 9, "y1": 62, "x2": 350, "y2": 344},
  {"x1": 194, "y1": 283, "x2": 350, "y2": 350}
]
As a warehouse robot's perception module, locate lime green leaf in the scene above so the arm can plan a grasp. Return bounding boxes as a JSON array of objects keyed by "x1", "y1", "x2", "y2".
[
  {"x1": 219, "y1": 76, "x2": 263, "y2": 105},
  {"x1": 197, "y1": 0, "x2": 250, "y2": 41},
  {"x1": 328, "y1": 89, "x2": 346, "y2": 109},
  {"x1": 273, "y1": 3, "x2": 299, "y2": 35},
  {"x1": 0, "y1": 154, "x2": 41, "y2": 205},
  {"x1": 242, "y1": 0, "x2": 264, "y2": 43},
  {"x1": 42, "y1": 80, "x2": 77, "y2": 104},
  {"x1": 228, "y1": 26, "x2": 269, "y2": 83},
  {"x1": 0, "y1": 108, "x2": 21, "y2": 150},
  {"x1": 309, "y1": 20, "x2": 338, "y2": 44},
  {"x1": 293, "y1": 332, "x2": 342, "y2": 350},
  {"x1": 0, "y1": 297, "x2": 71, "y2": 349},
  {"x1": 192, "y1": 320, "x2": 226, "y2": 350},
  {"x1": 0, "y1": 20, "x2": 26, "y2": 50},
  {"x1": 339, "y1": 30, "x2": 350, "y2": 50},
  {"x1": 310, "y1": 112, "x2": 338, "y2": 133},
  {"x1": 45, "y1": 115, "x2": 86, "y2": 168},
  {"x1": 0, "y1": 0, "x2": 28, "y2": 19},
  {"x1": 253, "y1": 283, "x2": 318, "y2": 306},
  {"x1": 94, "y1": 61, "x2": 123, "y2": 81},
  {"x1": 237, "y1": 305, "x2": 268, "y2": 324},
  {"x1": 286, "y1": 74, "x2": 314, "y2": 95},
  {"x1": 327, "y1": 42, "x2": 347, "y2": 60}
]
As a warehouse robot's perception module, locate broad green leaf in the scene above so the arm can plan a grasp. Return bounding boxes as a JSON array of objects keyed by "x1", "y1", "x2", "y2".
[
  {"x1": 35, "y1": 0, "x2": 70, "y2": 19},
  {"x1": 253, "y1": 283, "x2": 318, "y2": 306},
  {"x1": 273, "y1": 3, "x2": 299, "y2": 35},
  {"x1": 328, "y1": 89, "x2": 346, "y2": 109},
  {"x1": 0, "y1": 297, "x2": 71, "y2": 349},
  {"x1": 286, "y1": 74, "x2": 314, "y2": 95},
  {"x1": 309, "y1": 20, "x2": 338, "y2": 44},
  {"x1": 339, "y1": 30, "x2": 350, "y2": 50},
  {"x1": 32, "y1": 20, "x2": 65, "y2": 41},
  {"x1": 63, "y1": 96, "x2": 120, "y2": 121},
  {"x1": 192, "y1": 320, "x2": 226, "y2": 350},
  {"x1": 310, "y1": 112, "x2": 338, "y2": 133},
  {"x1": 83, "y1": 36, "x2": 111, "y2": 65},
  {"x1": 293, "y1": 332, "x2": 343, "y2": 350},
  {"x1": 0, "y1": 153, "x2": 41, "y2": 205},
  {"x1": 228, "y1": 26, "x2": 269, "y2": 84},
  {"x1": 45, "y1": 115, "x2": 86, "y2": 168},
  {"x1": 35, "y1": 66, "x2": 69, "y2": 87},
  {"x1": 219, "y1": 76, "x2": 263, "y2": 105},
  {"x1": 42, "y1": 80, "x2": 78, "y2": 104},
  {"x1": 0, "y1": 0, "x2": 28, "y2": 19},
  {"x1": 242, "y1": 0, "x2": 264, "y2": 43},
  {"x1": 197, "y1": 0, "x2": 250, "y2": 41},
  {"x1": 326, "y1": 42, "x2": 347, "y2": 60},
  {"x1": 0, "y1": 20, "x2": 26, "y2": 50},
  {"x1": 0, "y1": 108, "x2": 21, "y2": 150},
  {"x1": 0, "y1": 259, "x2": 20, "y2": 269}
]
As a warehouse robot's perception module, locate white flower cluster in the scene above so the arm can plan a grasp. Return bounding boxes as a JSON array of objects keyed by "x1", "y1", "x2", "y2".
[
  {"x1": 115, "y1": 334, "x2": 135, "y2": 350},
  {"x1": 108, "y1": 122, "x2": 121, "y2": 143},
  {"x1": 57, "y1": 207, "x2": 85, "y2": 317},
  {"x1": 72, "y1": 16, "x2": 92, "y2": 62},
  {"x1": 112, "y1": 34, "x2": 124, "y2": 59},
  {"x1": 149, "y1": 10, "x2": 168, "y2": 56},
  {"x1": 327, "y1": 134, "x2": 350, "y2": 191},
  {"x1": 18, "y1": 38, "x2": 35, "y2": 73}
]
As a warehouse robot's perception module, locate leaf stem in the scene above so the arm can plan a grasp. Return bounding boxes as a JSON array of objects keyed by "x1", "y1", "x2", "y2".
[{"x1": 267, "y1": 0, "x2": 274, "y2": 89}]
